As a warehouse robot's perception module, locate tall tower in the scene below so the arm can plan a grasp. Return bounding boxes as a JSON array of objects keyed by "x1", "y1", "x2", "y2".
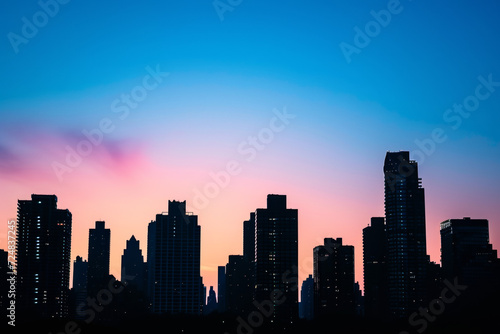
[
  {"x1": 384, "y1": 151, "x2": 427, "y2": 318},
  {"x1": 87, "y1": 221, "x2": 111, "y2": 296},
  {"x1": 255, "y1": 194, "x2": 298, "y2": 324},
  {"x1": 147, "y1": 200, "x2": 201, "y2": 314},
  {"x1": 313, "y1": 238, "x2": 355, "y2": 317},
  {"x1": 16, "y1": 194, "x2": 72, "y2": 320},
  {"x1": 217, "y1": 266, "x2": 226, "y2": 313},
  {"x1": 121, "y1": 235, "x2": 146, "y2": 291},
  {"x1": 72, "y1": 256, "x2": 88, "y2": 319},
  {"x1": 225, "y1": 255, "x2": 253, "y2": 315},
  {"x1": 363, "y1": 217, "x2": 388, "y2": 319},
  {"x1": 440, "y1": 217, "x2": 499, "y2": 287},
  {"x1": 299, "y1": 274, "x2": 314, "y2": 320},
  {"x1": 243, "y1": 212, "x2": 256, "y2": 262},
  {"x1": 0, "y1": 249, "x2": 9, "y2": 321}
]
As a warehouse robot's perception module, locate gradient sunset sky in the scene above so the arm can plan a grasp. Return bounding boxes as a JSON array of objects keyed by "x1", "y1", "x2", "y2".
[{"x1": 1, "y1": 0, "x2": 500, "y2": 295}]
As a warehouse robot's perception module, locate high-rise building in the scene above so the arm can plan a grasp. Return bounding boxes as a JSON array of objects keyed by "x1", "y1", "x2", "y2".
[
  {"x1": 299, "y1": 274, "x2": 314, "y2": 320},
  {"x1": 147, "y1": 218, "x2": 156, "y2": 304},
  {"x1": 225, "y1": 255, "x2": 253, "y2": 315},
  {"x1": 440, "y1": 217, "x2": 499, "y2": 287},
  {"x1": 121, "y1": 235, "x2": 146, "y2": 291},
  {"x1": 255, "y1": 194, "x2": 298, "y2": 324},
  {"x1": 0, "y1": 249, "x2": 8, "y2": 321},
  {"x1": 16, "y1": 194, "x2": 72, "y2": 320},
  {"x1": 72, "y1": 256, "x2": 88, "y2": 319},
  {"x1": 223, "y1": 212, "x2": 256, "y2": 316},
  {"x1": 243, "y1": 212, "x2": 256, "y2": 262},
  {"x1": 217, "y1": 266, "x2": 226, "y2": 313},
  {"x1": 201, "y1": 277, "x2": 206, "y2": 310},
  {"x1": 87, "y1": 221, "x2": 110, "y2": 296},
  {"x1": 313, "y1": 238, "x2": 355, "y2": 317},
  {"x1": 363, "y1": 217, "x2": 388, "y2": 319},
  {"x1": 147, "y1": 200, "x2": 202, "y2": 314},
  {"x1": 204, "y1": 286, "x2": 217, "y2": 314},
  {"x1": 384, "y1": 151, "x2": 428, "y2": 318},
  {"x1": 354, "y1": 281, "x2": 364, "y2": 317}
]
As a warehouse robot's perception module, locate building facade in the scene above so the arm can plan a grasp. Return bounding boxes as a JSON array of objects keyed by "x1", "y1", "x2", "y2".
[
  {"x1": 255, "y1": 194, "x2": 298, "y2": 324},
  {"x1": 225, "y1": 255, "x2": 253, "y2": 315},
  {"x1": 441, "y1": 217, "x2": 499, "y2": 287},
  {"x1": 87, "y1": 221, "x2": 110, "y2": 296},
  {"x1": 72, "y1": 256, "x2": 88, "y2": 319},
  {"x1": 384, "y1": 151, "x2": 428, "y2": 318},
  {"x1": 299, "y1": 274, "x2": 314, "y2": 320},
  {"x1": 16, "y1": 194, "x2": 72, "y2": 320},
  {"x1": 313, "y1": 238, "x2": 355, "y2": 317},
  {"x1": 363, "y1": 217, "x2": 388, "y2": 319},
  {"x1": 121, "y1": 235, "x2": 146, "y2": 291},
  {"x1": 147, "y1": 200, "x2": 202, "y2": 314}
]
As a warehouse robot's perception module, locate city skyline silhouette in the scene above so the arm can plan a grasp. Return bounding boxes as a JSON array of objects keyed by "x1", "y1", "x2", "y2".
[
  {"x1": 1, "y1": 1, "x2": 500, "y2": 333},
  {"x1": 1, "y1": 150, "x2": 500, "y2": 333}
]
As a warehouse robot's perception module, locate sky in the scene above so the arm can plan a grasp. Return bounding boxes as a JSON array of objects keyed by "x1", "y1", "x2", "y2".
[{"x1": 1, "y1": 0, "x2": 500, "y2": 297}]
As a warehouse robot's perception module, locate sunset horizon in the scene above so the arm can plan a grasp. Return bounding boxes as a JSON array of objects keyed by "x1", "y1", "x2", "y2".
[
  {"x1": 2, "y1": 1, "x2": 500, "y2": 332},
  {"x1": 2, "y1": 147, "x2": 499, "y2": 296}
]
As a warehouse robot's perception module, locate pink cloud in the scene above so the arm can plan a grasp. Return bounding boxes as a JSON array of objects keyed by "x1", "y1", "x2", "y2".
[{"x1": 0, "y1": 123, "x2": 153, "y2": 184}]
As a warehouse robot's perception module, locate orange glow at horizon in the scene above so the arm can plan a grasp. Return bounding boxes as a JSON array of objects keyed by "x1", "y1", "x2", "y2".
[{"x1": 1, "y1": 146, "x2": 499, "y2": 300}]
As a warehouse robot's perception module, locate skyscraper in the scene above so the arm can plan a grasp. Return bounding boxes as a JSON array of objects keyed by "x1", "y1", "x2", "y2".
[
  {"x1": 72, "y1": 256, "x2": 88, "y2": 319},
  {"x1": 121, "y1": 235, "x2": 146, "y2": 291},
  {"x1": 225, "y1": 255, "x2": 253, "y2": 315},
  {"x1": 255, "y1": 194, "x2": 298, "y2": 324},
  {"x1": 243, "y1": 212, "x2": 256, "y2": 263},
  {"x1": 313, "y1": 238, "x2": 355, "y2": 317},
  {"x1": 299, "y1": 274, "x2": 314, "y2": 320},
  {"x1": 0, "y1": 249, "x2": 8, "y2": 321},
  {"x1": 147, "y1": 200, "x2": 202, "y2": 314},
  {"x1": 223, "y1": 212, "x2": 256, "y2": 316},
  {"x1": 204, "y1": 286, "x2": 217, "y2": 314},
  {"x1": 16, "y1": 194, "x2": 72, "y2": 320},
  {"x1": 217, "y1": 266, "x2": 226, "y2": 313},
  {"x1": 440, "y1": 217, "x2": 499, "y2": 287},
  {"x1": 147, "y1": 218, "x2": 156, "y2": 304},
  {"x1": 384, "y1": 151, "x2": 428, "y2": 318},
  {"x1": 363, "y1": 217, "x2": 388, "y2": 319},
  {"x1": 87, "y1": 221, "x2": 110, "y2": 296}
]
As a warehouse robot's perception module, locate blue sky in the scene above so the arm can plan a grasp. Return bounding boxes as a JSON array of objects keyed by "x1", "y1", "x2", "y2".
[{"x1": 2, "y1": 1, "x2": 500, "y2": 133}]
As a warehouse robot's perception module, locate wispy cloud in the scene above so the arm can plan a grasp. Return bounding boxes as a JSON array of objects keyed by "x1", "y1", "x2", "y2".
[
  {"x1": 0, "y1": 144, "x2": 22, "y2": 173},
  {"x1": 0, "y1": 123, "x2": 152, "y2": 183}
]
